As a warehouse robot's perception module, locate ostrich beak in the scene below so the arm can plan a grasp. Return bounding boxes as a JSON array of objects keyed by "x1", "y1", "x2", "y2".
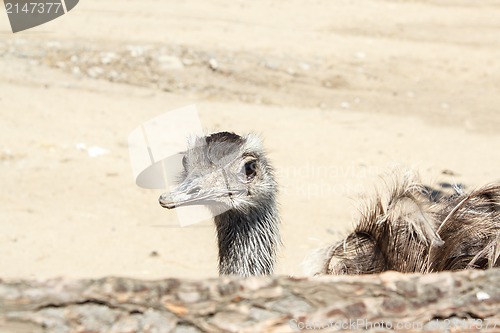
[
  {"x1": 159, "y1": 177, "x2": 246, "y2": 209},
  {"x1": 158, "y1": 189, "x2": 223, "y2": 209}
]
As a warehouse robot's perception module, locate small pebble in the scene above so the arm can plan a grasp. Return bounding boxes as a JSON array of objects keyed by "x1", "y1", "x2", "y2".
[
  {"x1": 127, "y1": 45, "x2": 146, "y2": 57},
  {"x1": 107, "y1": 71, "x2": 121, "y2": 80},
  {"x1": 208, "y1": 58, "x2": 219, "y2": 71},
  {"x1": 157, "y1": 55, "x2": 184, "y2": 70},
  {"x1": 87, "y1": 146, "x2": 109, "y2": 158},
  {"x1": 476, "y1": 291, "x2": 490, "y2": 300},
  {"x1": 340, "y1": 102, "x2": 350, "y2": 109},
  {"x1": 298, "y1": 62, "x2": 310, "y2": 71},
  {"x1": 87, "y1": 66, "x2": 104, "y2": 78},
  {"x1": 100, "y1": 52, "x2": 118, "y2": 65}
]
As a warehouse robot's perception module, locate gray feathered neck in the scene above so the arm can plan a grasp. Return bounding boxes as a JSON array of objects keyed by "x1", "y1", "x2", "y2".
[{"x1": 215, "y1": 195, "x2": 280, "y2": 277}]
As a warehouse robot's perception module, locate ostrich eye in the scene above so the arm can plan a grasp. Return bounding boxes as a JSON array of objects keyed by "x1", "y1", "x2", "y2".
[{"x1": 244, "y1": 160, "x2": 257, "y2": 180}]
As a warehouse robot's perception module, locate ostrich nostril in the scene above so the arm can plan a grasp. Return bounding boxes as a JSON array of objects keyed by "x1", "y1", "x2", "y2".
[{"x1": 186, "y1": 186, "x2": 201, "y2": 195}]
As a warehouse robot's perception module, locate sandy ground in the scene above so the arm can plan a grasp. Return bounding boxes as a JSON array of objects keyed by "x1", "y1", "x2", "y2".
[{"x1": 0, "y1": 0, "x2": 499, "y2": 280}]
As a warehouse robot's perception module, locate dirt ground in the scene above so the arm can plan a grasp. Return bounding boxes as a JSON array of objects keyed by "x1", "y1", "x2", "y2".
[{"x1": 1, "y1": 0, "x2": 499, "y2": 280}]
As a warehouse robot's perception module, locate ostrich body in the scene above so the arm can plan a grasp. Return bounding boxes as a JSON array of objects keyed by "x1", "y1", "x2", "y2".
[
  {"x1": 159, "y1": 132, "x2": 280, "y2": 276},
  {"x1": 311, "y1": 178, "x2": 500, "y2": 275},
  {"x1": 160, "y1": 132, "x2": 500, "y2": 276}
]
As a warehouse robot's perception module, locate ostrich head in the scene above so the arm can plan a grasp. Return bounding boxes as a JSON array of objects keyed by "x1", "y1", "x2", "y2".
[
  {"x1": 159, "y1": 132, "x2": 280, "y2": 276},
  {"x1": 159, "y1": 132, "x2": 276, "y2": 213}
]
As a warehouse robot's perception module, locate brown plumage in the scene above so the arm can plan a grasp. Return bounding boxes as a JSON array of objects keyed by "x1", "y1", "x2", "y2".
[{"x1": 316, "y1": 176, "x2": 500, "y2": 275}]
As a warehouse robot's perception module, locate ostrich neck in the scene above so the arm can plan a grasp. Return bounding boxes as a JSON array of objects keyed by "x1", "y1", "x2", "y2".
[{"x1": 214, "y1": 200, "x2": 280, "y2": 277}]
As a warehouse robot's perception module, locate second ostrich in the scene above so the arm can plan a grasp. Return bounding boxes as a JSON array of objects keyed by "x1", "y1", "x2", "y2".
[{"x1": 159, "y1": 132, "x2": 500, "y2": 276}]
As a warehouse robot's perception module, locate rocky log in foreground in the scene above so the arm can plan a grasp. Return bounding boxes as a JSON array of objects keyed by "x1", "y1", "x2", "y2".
[{"x1": 1, "y1": 269, "x2": 500, "y2": 332}]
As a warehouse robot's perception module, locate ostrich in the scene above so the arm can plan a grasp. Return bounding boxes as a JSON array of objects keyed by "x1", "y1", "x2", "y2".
[
  {"x1": 159, "y1": 132, "x2": 500, "y2": 276},
  {"x1": 159, "y1": 132, "x2": 280, "y2": 277},
  {"x1": 307, "y1": 177, "x2": 500, "y2": 275}
]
